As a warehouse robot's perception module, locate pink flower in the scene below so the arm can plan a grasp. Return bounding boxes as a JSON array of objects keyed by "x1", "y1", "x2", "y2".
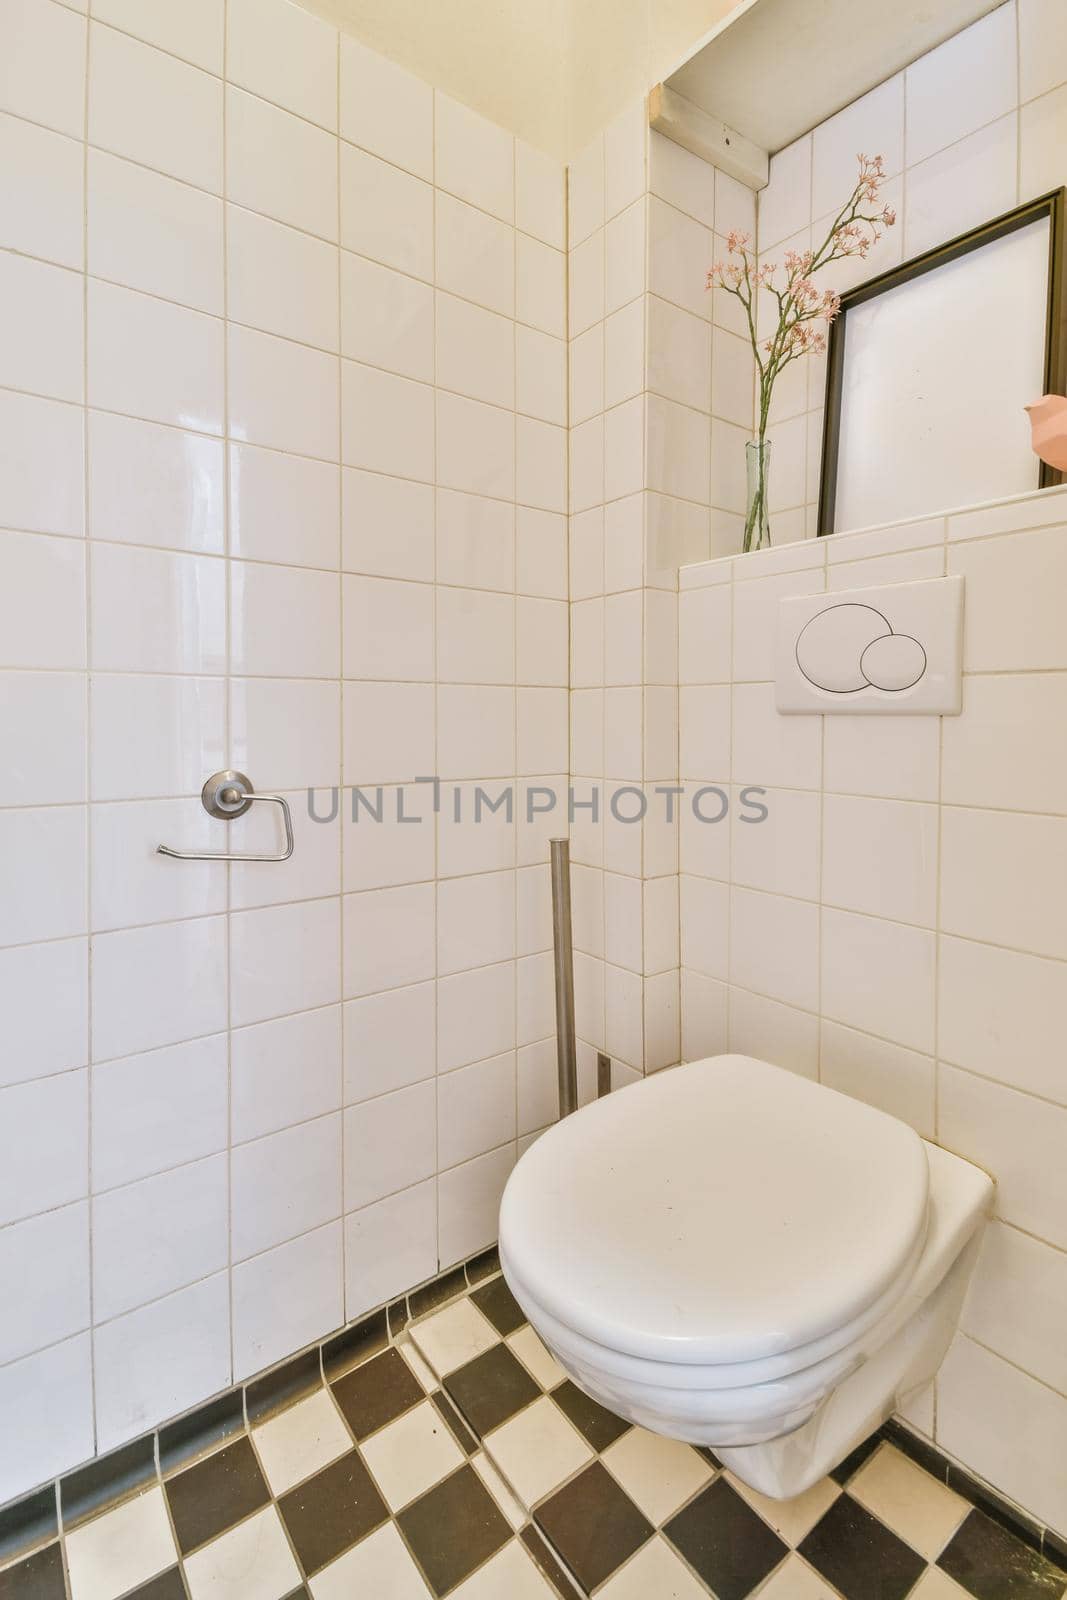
[{"x1": 726, "y1": 228, "x2": 751, "y2": 253}]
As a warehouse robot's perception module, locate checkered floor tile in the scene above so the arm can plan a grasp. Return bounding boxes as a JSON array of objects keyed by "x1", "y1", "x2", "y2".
[
  {"x1": 1, "y1": 1274, "x2": 1064, "y2": 1600},
  {"x1": 407, "y1": 1277, "x2": 1067, "y2": 1600}
]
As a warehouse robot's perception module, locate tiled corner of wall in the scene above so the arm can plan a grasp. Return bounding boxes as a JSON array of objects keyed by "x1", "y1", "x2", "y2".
[
  {"x1": 0, "y1": 0, "x2": 569, "y2": 1506},
  {"x1": 565, "y1": 99, "x2": 757, "y2": 1087},
  {"x1": 676, "y1": 484, "x2": 1067, "y2": 1539}
]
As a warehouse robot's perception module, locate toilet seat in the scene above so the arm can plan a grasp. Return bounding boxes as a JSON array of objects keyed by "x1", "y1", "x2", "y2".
[{"x1": 499, "y1": 1055, "x2": 930, "y2": 1373}]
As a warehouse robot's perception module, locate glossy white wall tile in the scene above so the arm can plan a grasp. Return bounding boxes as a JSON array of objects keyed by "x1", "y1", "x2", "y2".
[
  {"x1": 89, "y1": 23, "x2": 223, "y2": 193},
  {"x1": 0, "y1": 111, "x2": 83, "y2": 269},
  {"x1": 0, "y1": 389, "x2": 84, "y2": 537},
  {"x1": 339, "y1": 36, "x2": 432, "y2": 180},
  {"x1": 90, "y1": 412, "x2": 225, "y2": 553},
  {"x1": 91, "y1": 0, "x2": 223, "y2": 75},
  {"x1": 0, "y1": 0, "x2": 86, "y2": 139},
  {"x1": 678, "y1": 483, "x2": 1067, "y2": 1537}
]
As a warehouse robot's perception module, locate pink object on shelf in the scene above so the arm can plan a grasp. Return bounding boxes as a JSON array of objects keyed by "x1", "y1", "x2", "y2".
[{"x1": 1025, "y1": 394, "x2": 1067, "y2": 471}]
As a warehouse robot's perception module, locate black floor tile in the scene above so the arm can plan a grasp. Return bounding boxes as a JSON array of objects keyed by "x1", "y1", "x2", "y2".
[
  {"x1": 470, "y1": 1275, "x2": 526, "y2": 1337},
  {"x1": 521, "y1": 1525, "x2": 584, "y2": 1599},
  {"x1": 61, "y1": 1435, "x2": 156, "y2": 1529},
  {"x1": 829, "y1": 1431, "x2": 885, "y2": 1487},
  {"x1": 398, "y1": 1464, "x2": 511, "y2": 1597},
  {"x1": 246, "y1": 1348, "x2": 322, "y2": 1425},
  {"x1": 165, "y1": 1437, "x2": 270, "y2": 1555},
  {"x1": 446, "y1": 1344, "x2": 540, "y2": 1437},
  {"x1": 159, "y1": 1391, "x2": 245, "y2": 1477},
  {"x1": 665, "y1": 1476, "x2": 789, "y2": 1600},
  {"x1": 126, "y1": 1569, "x2": 188, "y2": 1599},
  {"x1": 278, "y1": 1449, "x2": 389, "y2": 1576},
  {"x1": 551, "y1": 1381, "x2": 631, "y2": 1452},
  {"x1": 0, "y1": 1543, "x2": 65, "y2": 1600},
  {"x1": 332, "y1": 1347, "x2": 424, "y2": 1440},
  {"x1": 535, "y1": 1462, "x2": 654, "y2": 1594},
  {"x1": 939, "y1": 1508, "x2": 1067, "y2": 1600},
  {"x1": 431, "y1": 1391, "x2": 479, "y2": 1455},
  {"x1": 799, "y1": 1492, "x2": 926, "y2": 1600}
]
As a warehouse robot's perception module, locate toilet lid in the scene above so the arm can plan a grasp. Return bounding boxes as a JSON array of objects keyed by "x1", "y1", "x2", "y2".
[{"x1": 499, "y1": 1055, "x2": 930, "y2": 1367}]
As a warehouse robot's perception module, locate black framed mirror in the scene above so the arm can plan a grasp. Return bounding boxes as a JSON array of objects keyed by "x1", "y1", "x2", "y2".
[{"x1": 818, "y1": 189, "x2": 1067, "y2": 536}]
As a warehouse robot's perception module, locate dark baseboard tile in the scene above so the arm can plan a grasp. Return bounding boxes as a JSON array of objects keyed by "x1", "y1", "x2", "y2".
[
  {"x1": 322, "y1": 1308, "x2": 389, "y2": 1384},
  {"x1": 881, "y1": 1418, "x2": 952, "y2": 1486},
  {"x1": 945, "y1": 1461, "x2": 1046, "y2": 1557},
  {"x1": 158, "y1": 1391, "x2": 245, "y2": 1478},
  {"x1": 387, "y1": 1297, "x2": 410, "y2": 1339},
  {"x1": 464, "y1": 1246, "x2": 501, "y2": 1286},
  {"x1": 246, "y1": 1348, "x2": 323, "y2": 1427},
  {"x1": 0, "y1": 1486, "x2": 57, "y2": 1569},
  {"x1": 1045, "y1": 1525, "x2": 1067, "y2": 1570},
  {"x1": 60, "y1": 1436, "x2": 156, "y2": 1532},
  {"x1": 0, "y1": 1245, "x2": 498, "y2": 1570},
  {"x1": 408, "y1": 1265, "x2": 468, "y2": 1322}
]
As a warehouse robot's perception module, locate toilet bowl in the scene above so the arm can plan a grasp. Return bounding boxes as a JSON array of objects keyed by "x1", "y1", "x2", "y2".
[{"x1": 498, "y1": 1054, "x2": 993, "y2": 1500}]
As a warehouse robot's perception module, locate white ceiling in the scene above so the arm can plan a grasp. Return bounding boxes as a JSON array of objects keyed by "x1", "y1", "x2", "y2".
[{"x1": 665, "y1": 0, "x2": 1006, "y2": 153}]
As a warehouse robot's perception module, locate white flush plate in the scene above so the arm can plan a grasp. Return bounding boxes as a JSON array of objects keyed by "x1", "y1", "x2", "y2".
[{"x1": 775, "y1": 575, "x2": 963, "y2": 715}]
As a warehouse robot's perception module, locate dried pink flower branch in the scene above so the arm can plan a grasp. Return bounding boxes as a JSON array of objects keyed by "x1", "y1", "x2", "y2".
[{"x1": 706, "y1": 153, "x2": 896, "y2": 550}]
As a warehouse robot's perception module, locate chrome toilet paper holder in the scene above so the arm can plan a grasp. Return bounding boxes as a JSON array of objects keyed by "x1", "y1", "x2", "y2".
[{"x1": 157, "y1": 770, "x2": 294, "y2": 862}]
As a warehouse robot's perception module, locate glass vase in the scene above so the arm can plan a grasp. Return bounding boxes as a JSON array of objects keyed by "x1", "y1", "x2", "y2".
[{"x1": 744, "y1": 438, "x2": 772, "y2": 554}]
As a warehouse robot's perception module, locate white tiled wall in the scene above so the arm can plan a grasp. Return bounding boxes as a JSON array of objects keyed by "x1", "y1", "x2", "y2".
[
  {"x1": 677, "y1": 487, "x2": 1067, "y2": 1538},
  {"x1": 757, "y1": 0, "x2": 1067, "y2": 541},
  {"x1": 0, "y1": 0, "x2": 566, "y2": 1504}
]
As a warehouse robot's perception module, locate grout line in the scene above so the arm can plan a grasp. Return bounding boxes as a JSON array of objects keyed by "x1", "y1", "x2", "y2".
[
  {"x1": 334, "y1": 16, "x2": 349, "y2": 1340},
  {"x1": 80, "y1": 0, "x2": 97, "y2": 1482},
  {"x1": 218, "y1": 0, "x2": 235, "y2": 1394}
]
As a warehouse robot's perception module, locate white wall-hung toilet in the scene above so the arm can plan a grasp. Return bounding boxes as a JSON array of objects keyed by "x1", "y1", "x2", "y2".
[{"x1": 498, "y1": 1055, "x2": 993, "y2": 1501}]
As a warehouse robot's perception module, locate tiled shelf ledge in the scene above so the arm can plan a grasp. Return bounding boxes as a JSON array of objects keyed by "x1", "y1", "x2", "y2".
[
  {"x1": 679, "y1": 481, "x2": 1067, "y2": 588},
  {"x1": 0, "y1": 1244, "x2": 501, "y2": 1572}
]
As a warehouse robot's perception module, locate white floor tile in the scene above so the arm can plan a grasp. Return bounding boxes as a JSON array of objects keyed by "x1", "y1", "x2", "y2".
[
  {"x1": 598, "y1": 1535, "x2": 712, "y2": 1599},
  {"x1": 725, "y1": 1470, "x2": 840, "y2": 1545},
  {"x1": 755, "y1": 1553, "x2": 842, "y2": 1599},
  {"x1": 410, "y1": 1299, "x2": 499, "y2": 1377},
  {"x1": 450, "y1": 1540, "x2": 559, "y2": 1598},
  {"x1": 360, "y1": 1399, "x2": 464, "y2": 1510},
  {"x1": 309, "y1": 1522, "x2": 431, "y2": 1600},
  {"x1": 252, "y1": 1388, "x2": 353, "y2": 1496},
  {"x1": 483, "y1": 1395, "x2": 593, "y2": 1508},
  {"x1": 849, "y1": 1443, "x2": 969, "y2": 1561},
  {"x1": 505, "y1": 1326, "x2": 565, "y2": 1391},
  {"x1": 66, "y1": 1486, "x2": 177, "y2": 1600},
  {"x1": 601, "y1": 1429, "x2": 713, "y2": 1525},
  {"x1": 183, "y1": 1506, "x2": 301, "y2": 1600}
]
